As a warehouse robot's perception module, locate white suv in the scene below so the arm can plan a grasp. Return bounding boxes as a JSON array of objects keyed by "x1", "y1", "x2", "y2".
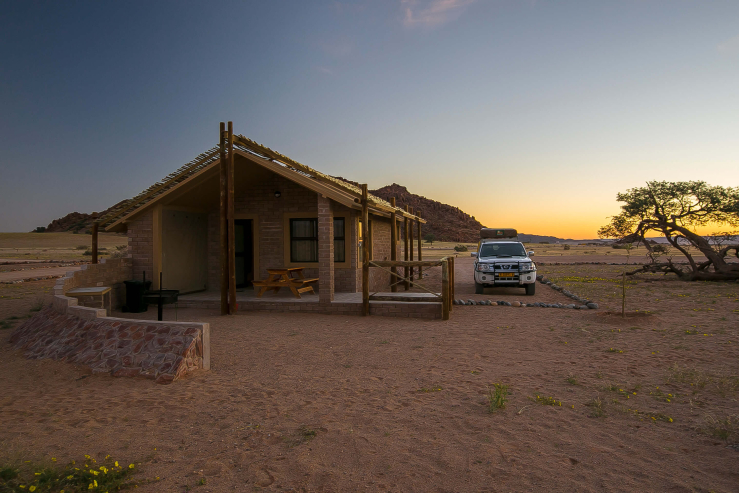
[{"x1": 472, "y1": 231, "x2": 537, "y2": 295}]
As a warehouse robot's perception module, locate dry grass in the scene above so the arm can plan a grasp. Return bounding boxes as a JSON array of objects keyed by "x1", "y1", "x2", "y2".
[{"x1": 0, "y1": 233, "x2": 127, "y2": 260}]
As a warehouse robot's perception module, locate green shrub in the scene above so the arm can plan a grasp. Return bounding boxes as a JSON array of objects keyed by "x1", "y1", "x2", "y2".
[{"x1": 454, "y1": 244, "x2": 468, "y2": 252}]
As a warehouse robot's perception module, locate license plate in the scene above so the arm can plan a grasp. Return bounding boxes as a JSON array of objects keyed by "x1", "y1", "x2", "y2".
[{"x1": 498, "y1": 273, "x2": 514, "y2": 278}]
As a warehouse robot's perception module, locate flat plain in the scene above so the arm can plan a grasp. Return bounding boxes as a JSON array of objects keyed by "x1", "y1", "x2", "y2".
[{"x1": 0, "y1": 246, "x2": 737, "y2": 492}]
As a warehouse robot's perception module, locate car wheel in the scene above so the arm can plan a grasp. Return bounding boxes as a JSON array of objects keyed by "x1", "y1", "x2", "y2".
[
  {"x1": 475, "y1": 281, "x2": 484, "y2": 294},
  {"x1": 525, "y1": 283, "x2": 535, "y2": 296}
]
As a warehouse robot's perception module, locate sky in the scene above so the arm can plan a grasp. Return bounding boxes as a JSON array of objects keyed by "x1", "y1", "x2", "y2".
[{"x1": 0, "y1": 0, "x2": 737, "y2": 238}]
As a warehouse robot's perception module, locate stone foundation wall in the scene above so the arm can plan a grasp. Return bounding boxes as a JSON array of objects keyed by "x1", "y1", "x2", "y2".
[
  {"x1": 53, "y1": 257, "x2": 133, "y2": 310},
  {"x1": 9, "y1": 295, "x2": 210, "y2": 384},
  {"x1": 176, "y1": 299, "x2": 442, "y2": 319}
]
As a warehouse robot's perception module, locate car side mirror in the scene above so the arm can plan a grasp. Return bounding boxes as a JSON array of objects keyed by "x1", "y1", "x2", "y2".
[
  {"x1": 528, "y1": 251, "x2": 535, "y2": 257},
  {"x1": 470, "y1": 252, "x2": 478, "y2": 258}
]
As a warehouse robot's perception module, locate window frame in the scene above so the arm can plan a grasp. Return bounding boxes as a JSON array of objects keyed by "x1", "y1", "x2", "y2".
[{"x1": 289, "y1": 218, "x2": 319, "y2": 263}]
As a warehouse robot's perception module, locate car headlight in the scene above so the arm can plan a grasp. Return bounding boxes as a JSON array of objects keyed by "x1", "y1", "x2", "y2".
[
  {"x1": 476, "y1": 263, "x2": 493, "y2": 272},
  {"x1": 520, "y1": 263, "x2": 534, "y2": 272}
]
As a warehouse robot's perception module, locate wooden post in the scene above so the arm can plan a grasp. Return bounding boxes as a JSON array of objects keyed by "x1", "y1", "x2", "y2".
[
  {"x1": 390, "y1": 197, "x2": 397, "y2": 293},
  {"x1": 219, "y1": 122, "x2": 228, "y2": 315},
  {"x1": 91, "y1": 222, "x2": 99, "y2": 264},
  {"x1": 441, "y1": 259, "x2": 450, "y2": 320},
  {"x1": 227, "y1": 122, "x2": 237, "y2": 314},
  {"x1": 362, "y1": 184, "x2": 370, "y2": 316},
  {"x1": 449, "y1": 256, "x2": 455, "y2": 311},
  {"x1": 409, "y1": 207, "x2": 414, "y2": 286},
  {"x1": 403, "y1": 205, "x2": 409, "y2": 290},
  {"x1": 416, "y1": 211, "x2": 422, "y2": 281}
]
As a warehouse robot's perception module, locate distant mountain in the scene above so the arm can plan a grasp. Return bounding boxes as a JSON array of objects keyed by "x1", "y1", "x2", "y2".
[
  {"x1": 370, "y1": 184, "x2": 485, "y2": 243},
  {"x1": 43, "y1": 201, "x2": 124, "y2": 233}
]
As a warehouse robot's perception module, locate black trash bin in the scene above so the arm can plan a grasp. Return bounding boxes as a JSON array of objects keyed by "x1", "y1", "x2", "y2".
[{"x1": 124, "y1": 279, "x2": 152, "y2": 313}]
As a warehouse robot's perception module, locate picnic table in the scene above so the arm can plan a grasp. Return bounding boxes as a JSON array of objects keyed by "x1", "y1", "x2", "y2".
[{"x1": 252, "y1": 267, "x2": 318, "y2": 299}]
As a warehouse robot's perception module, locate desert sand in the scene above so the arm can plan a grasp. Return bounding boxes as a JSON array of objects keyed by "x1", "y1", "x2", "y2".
[{"x1": 1, "y1": 257, "x2": 738, "y2": 492}]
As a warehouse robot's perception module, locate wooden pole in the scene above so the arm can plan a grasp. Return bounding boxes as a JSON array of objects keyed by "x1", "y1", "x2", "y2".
[
  {"x1": 409, "y1": 207, "x2": 414, "y2": 286},
  {"x1": 403, "y1": 205, "x2": 409, "y2": 291},
  {"x1": 416, "y1": 211, "x2": 422, "y2": 281},
  {"x1": 219, "y1": 122, "x2": 228, "y2": 315},
  {"x1": 449, "y1": 256, "x2": 455, "y2": 311},
  {"x1": 390, "y1": 197, "x2": 397, "y2": 293},
  {"x1": 91, "y1": 222, "x2": 99, "y2": 264},
  {"x1": 362, "y1": 184, "x2": 369, "y2": 316},
  {"x1": 227, "y1": 121, "x2": 237, "y2": 314},
  {"x1": 441, "y1": 259, "x2": 450, "y2": 320}
]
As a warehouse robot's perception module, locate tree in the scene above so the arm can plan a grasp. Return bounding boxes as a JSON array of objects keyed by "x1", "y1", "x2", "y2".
[
  {"x1": 424, "y1": 233, "x2": 435, "y2": 245},
  {"x1": 598, "y1": 181, "x2": 739, "y2": 281}
]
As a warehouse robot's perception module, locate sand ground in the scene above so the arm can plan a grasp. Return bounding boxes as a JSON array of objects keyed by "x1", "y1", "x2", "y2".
[{"x1": 1, "y1": 258, "x2": 738, "y2": 492}]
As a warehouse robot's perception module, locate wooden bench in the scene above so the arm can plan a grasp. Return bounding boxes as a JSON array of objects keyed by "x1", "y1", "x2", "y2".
[{"x1": 252, "y1": 268, "x2": 318, "y2": 299}]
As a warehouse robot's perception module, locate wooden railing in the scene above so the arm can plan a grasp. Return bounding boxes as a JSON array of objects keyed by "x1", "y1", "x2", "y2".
[{"x1": 363, "y1": 257, "x2": 455, "y2": 320}]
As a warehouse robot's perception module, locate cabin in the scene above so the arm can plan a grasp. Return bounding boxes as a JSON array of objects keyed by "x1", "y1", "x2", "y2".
[{"x1": 92, "y1": 123, "x2": 448, "y2": 318}]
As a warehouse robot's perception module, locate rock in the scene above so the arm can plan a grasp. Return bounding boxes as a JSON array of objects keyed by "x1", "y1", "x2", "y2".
[
  {"x1": 490, "y1": 301, "x2": 498, "y2": 306},
  {"x1": 566, "y1": 304, "x2": 576, "y2": 309},
  {"x1": 467, "y1": 299, "x2": 476, "y2": 305},
  {"x1": 579, "y1": 305, "x2": 588, "y2": 310},
  {"x1": 587, "y1": 303, "x2": 599, "y2": 309},
  {"x1": 511, "y1": 301, "x2": 521, "y2": 307}
]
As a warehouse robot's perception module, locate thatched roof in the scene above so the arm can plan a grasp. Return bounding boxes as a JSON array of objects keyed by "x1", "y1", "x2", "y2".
[{"x1": 100, "y1": 135, "x2": 422, "y2": 230}]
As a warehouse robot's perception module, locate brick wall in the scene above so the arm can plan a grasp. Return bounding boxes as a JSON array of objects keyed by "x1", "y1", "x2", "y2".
[
  {"x1": 127, "y1": 210, "x2": 153, "y2": 283},
  {"x1": 368, "y1": 217, "x2": 393, "y2": 292},
  {"x1": 53, "y1": 257, "x2": 133, "y2": 310},
  {"x1": 318, "y1": 194, "x2": 334, "y2": 303}
]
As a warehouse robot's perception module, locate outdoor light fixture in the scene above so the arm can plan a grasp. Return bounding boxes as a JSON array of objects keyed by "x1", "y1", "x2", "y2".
[{"x1": 274, "y1": 191, "x2": 281, "y2": 198}]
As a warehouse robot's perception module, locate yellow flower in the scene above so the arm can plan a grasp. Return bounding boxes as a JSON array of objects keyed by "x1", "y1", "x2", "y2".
[
  {"x1": 129, "y1": 463, "x2": 135, "y2": 469},
  {"x1": 67, "y1": 476, "x2": 73, "y2": 480},
  {"x1": 30, "y1": 487, "x2": 36, "y2": 492},
  {"x1": 85, "y1": 455, "x2": 90, "y2": 459},
  {"x1": 669, "y1": 418, "x2": 673, "y2": 422},
  {"x1": 94, "y1": 480, "x2": 98, "y2": 487},
  {"x1": 115, "y1": 462, "x2": 119, "y2": 467}
]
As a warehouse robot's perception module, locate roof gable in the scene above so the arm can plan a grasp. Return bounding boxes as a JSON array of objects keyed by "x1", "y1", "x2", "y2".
[{"x1": 101, "y1": 135, "x2": 424, "y2": 231}]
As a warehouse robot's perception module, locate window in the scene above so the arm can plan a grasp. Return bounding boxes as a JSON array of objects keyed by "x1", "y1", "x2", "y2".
[
  {"x1": 358, "y1": 219, "x2": 372, "y2": 260},
  {"x1": 290, "y1": 219, "x2": 318, "y2": 262},
  {"x1": 334, "y1": 218, "x2": 345, "y2": 263}
]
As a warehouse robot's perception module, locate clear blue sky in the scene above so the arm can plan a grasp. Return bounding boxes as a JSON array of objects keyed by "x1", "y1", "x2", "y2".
[{"x1": 1, "y1": 0, "x2": 737, "y2": 237}]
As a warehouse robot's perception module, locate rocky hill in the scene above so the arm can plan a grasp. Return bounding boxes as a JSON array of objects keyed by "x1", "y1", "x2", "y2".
[
  {"x1": 370, "y1": 184, "x2": 485, "y2": 243},
  {"x1": 43, "y1": 201, "x2": 124, "y2": 233}
]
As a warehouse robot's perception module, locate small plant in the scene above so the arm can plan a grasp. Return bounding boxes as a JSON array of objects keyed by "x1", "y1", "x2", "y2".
[
  {"x1": 586, "y1": 397, "x2": 605, "y2": 417},
  {"x1": 486, "y1": 383, "x2": 509, "y2": 413},
  {"x1": 595, "y1": 370, "x2": 603, "y2": 379},
  {"x1": 606, "y1": 348, "x2": 624, "y2": 353},
  {"x1": 700, "y1": 414, "x2": 736, "y2": 441},
  {"x1": 563, "y1": 244, "x2": 571, "y2": 250},
  {"x1": 454, "y1": 244, "x2": 468, "y2": 252},
  {"x1": 82, "y1": 250, "x2": 92, "y2": 256},
  {"x1": 531, "y1": 395, "x2": 562, "y2": 406},
  {"x1": 667, "y1": 363, "x2": 709, "y2": 389},
  {"x1": 566, "y1": 373, "x2": 579, "y2": 385},
  {"x1": 76, "y1": 245, "x2": 87, "y2": 250},
  {"x1": 30, "y1": 298, "x2": 45, "y2": 312},
  {"x1": 0, "y1": 454, "x2": 143, "y2": 492},
  {"x1": 417, "y1": 386, "x2": 443, "y2": 393}
]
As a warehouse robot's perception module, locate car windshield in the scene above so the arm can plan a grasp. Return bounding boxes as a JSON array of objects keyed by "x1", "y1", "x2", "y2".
[{"x1": 479, "y1": 243, "x2": 526, "y2": 258}]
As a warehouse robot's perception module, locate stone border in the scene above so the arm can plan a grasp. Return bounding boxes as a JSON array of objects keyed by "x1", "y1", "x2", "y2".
[{"x1": 452, "y1": 276, "x2": 599, "y2": 310}]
